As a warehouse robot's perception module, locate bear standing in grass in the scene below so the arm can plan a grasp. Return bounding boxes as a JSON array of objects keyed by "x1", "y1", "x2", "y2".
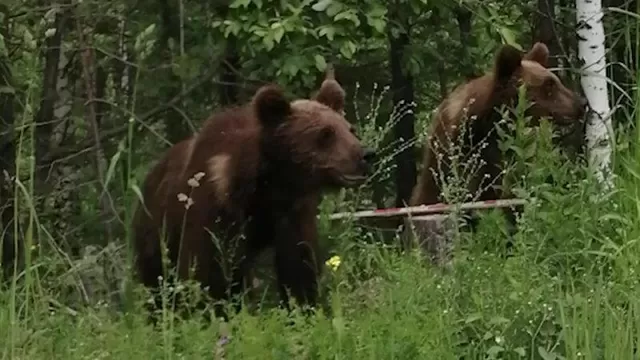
[
  {"x1": 133, "y1": 70, "x2": 375, "y2": 319},
  {"x1": 410, "y1": 42, "x2": 587, "y2": 230}
]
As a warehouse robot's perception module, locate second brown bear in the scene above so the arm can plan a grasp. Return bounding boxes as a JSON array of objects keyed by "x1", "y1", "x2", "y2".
[{"x1": 410, "y1": 42, "x2": 587, "y2": 236}]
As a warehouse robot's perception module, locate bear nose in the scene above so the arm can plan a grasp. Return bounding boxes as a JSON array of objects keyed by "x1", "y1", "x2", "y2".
[
  {"x1": 363, "y1": 147, "x2": 377, "y2": 164},
  {"x1": 577, "y1": 96, "x2": 589, "y2": 114},
  {"x1": 580, "y1": 96, "x2": 588, "y2": 108}
]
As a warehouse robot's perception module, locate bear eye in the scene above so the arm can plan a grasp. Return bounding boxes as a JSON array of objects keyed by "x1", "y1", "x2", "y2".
[
  {"x1": 543, "y1": 78, "x2": 555, "y2": 90},
  {"x1": 317, "y1": 126, "x2": 335, "y2": 148},
  {"x1": 542, "y1": 78, "x2": 555, "y2": 96}
]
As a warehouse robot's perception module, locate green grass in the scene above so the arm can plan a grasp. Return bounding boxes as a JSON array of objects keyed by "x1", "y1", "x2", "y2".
[{"x1": 1, "y1": 143, "x2": 640, "y2": 360}]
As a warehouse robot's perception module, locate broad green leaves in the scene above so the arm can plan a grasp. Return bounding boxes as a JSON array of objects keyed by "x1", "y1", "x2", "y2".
[
  {"x1": 497, "y1": 27, "x2": 522, "y2": 51},
  {"x1": 211, "y1": 0, "x2": 390, "y2": 89},
  {"x1": 479, "y1": 2, "x2": 524, "y2": 51},
  {"x1": 314, "y1": 54, "x2": 327, "y2": 71},
  {"x1": 311, "y1": 0, "x2": 332, "y2": 12}
]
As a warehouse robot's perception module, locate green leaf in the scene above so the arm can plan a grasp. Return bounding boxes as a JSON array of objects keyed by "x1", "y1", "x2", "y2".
[
  {"x1": 537, "y1": 347, "x2": 557, "y2": 360},
  {"x1": 314, "y1": 55, "x2": 327, "y2": 71},
  {"x1": 524, "y1": 142, "x2": 537, "y2": 159},
  {"x1": 130, "y1": 184, "x2": 146, "y2": 206},
  {"x1": 273, "y1": 27, "x2": 285, "y2": 43},
  {"x1": 139, "y1": 23, "x2": 156, "y2": 42},
  {"x1": 498, "y1": 27, "x2": 522, "y2": 51},
  {"x1": 222, "y1": 20, "x2": 242, "y2": 38},
  {"x1": 513, "y1": 347, "x2": 526, "y2": 357},
  {"x1": 229, "y1": 0, "x2": 252, "y2": 9},
  {"x1": 104, "y1": 140, "x2": 125, "y2": 191},
  {"x1": 311, "y1": 0, "x2": 332, "y2": 12},
  {"x1": 318, "y1": 26, "x2": 335, "y2": 41},
  {"x1": 489, "y1": 316, "x2": 510, "y2": 325},
  {"x1": 0, "y1": 34, "x2": 5, "y2": 56},
  {"x1": 283, "y1": 60, "x2": 299, "y2": 77},
  {"x1": 339, "y1": 40, "x2": 357, "y2": 59},
  {"x1": 366, "y1": 16, "x2": 386, "y2": 34},
  {"x1": 0, "y1": 86, "x2": 15, "y2": 95},
  {"x1": 263, "y1": 33, "x2": 275, "y2": 51},
  {"x1": 487, "y1": 346, "x2": 504, "y2": 357},
  {"x1": 134, "y1": 23, "x2": 157, "y2": 54},
  {"x1": 464, "y1": 313, "x2": 482, "y2": 324},
  {"x1": 334, "y1": 11, "x2": 360, "y2": 26},
  {"x1": 325, "y1": 2, "x2": 344, "y2": 17}
]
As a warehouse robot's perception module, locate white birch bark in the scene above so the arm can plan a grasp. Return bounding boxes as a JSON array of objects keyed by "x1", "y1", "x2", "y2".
[{"x1": 576, "y1": 0, "x2": 614, "y2": 188}]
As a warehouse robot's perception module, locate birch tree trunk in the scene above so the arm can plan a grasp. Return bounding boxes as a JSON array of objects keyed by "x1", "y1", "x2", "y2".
[{"x1": 576, "y1": 0, "x2": 614, "y2": 188}]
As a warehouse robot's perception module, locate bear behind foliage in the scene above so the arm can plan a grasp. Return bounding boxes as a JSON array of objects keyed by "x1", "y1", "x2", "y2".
[
  {"x1": 132, "y1": 70, "x2": 375, "y2": 319},
  {"x1": 410, "y1": 42, "x2": 587, "y2": 232}
]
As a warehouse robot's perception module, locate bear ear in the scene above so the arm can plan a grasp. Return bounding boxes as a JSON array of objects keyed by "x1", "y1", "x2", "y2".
[
  {"x1": 252, "y1": 84, "x2": 291, "y2": 127},
  {"x1": 523, "y1": 42, "x2": 550, "y2": 67},
  {"x1": 494, "y1": 44, "x2": 524, "y2": 83},
  {"x1": 313, "y1": 64, "x2": 346, "y2": 113}
]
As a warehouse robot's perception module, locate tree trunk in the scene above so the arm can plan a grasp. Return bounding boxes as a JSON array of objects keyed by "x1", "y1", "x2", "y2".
[
  {"x1": 455, "y1": 6, "x2": 477, "y2": 79},
  {"x1": 215, "y1": 4, "x2": 240, "y2": 107},
  {"x1": 431, "y1": 8, "x2": 448, "y2": 99},
  {"x1": 576, "y1": 0, "x2": 613, "y2": 187},
  {"x1": 76, "y1": 20, "x2": 116, "y2": 244},
  {"x1": 387, "y1": 2, "x2": 417, "y2": 207},
  {"x1": 35, "y1": 2, "x2": 69, "y2": 181},
  {"x1": 219, "y1": 37, "x2": 239, "y2": 106},
  {"x1": 160, "y1": 0, "x2": 190, "y2": 144},
  {"x1": 0, "y1": 5, "x2": 20, "y2": 279}
]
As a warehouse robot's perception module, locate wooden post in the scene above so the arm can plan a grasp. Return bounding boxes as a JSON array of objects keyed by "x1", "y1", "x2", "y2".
[{"x1": 402, "y1": 214, "x2": 457, "y2": 269}]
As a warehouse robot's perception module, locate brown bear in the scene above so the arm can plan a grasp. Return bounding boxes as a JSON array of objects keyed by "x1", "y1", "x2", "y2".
[
  {"x1": 409, "y1": 42, "x2": 587, "y2": 238},
  {"x1": 132, "y1": 69, "x2": 375, "y2": 320}
]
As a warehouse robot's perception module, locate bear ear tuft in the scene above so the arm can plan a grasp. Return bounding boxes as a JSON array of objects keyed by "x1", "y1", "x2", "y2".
[
  {"x1": 523, "y1": 42, "x2": 550, "y2": 67},
  {"x1": 494, "y1": 44, "x2": 523, "y2": 83},
  {"x1": 313, "y1": 64, "x2": 346, "y2": 113},
  {"x1": 252, "y1": 84, "x2": 291, "y2": 127}
]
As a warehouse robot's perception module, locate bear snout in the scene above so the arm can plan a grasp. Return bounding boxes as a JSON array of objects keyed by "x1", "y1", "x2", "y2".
[
  {"x1": 576, "y1": 95, "x2": 589, "y2": 116},
  {"x1": 363, "y1": 147, "x2": 377, "y2": 164},
  {"x1": 358, "y1": 147, "x2": 377, "y2": 173}
]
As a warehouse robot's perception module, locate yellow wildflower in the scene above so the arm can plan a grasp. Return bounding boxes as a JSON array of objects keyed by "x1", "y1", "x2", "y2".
[{"x1": 325, "y1": 255, "x2": 341, "y2": 271}]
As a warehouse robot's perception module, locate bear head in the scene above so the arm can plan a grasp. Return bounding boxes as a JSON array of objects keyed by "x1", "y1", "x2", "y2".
[
  {"x1": 251, "y1": 73, "x2": 376, "y2": 192},
  {"x1": 493, "y1": 42, "x2": 588, "y2": 125}
]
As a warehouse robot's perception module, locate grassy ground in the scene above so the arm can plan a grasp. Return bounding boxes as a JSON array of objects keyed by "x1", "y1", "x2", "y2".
[{"x1": 1, "y1": 141, "x2": 640, "y2": 360}]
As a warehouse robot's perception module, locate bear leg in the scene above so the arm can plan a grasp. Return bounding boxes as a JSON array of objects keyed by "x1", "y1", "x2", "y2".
[
  {"x1": 273, "y1": 215, "x2": 320, "y2": 314},
  {"x1": 274, "y1": 246, "x2": 319, "y2": 314}
]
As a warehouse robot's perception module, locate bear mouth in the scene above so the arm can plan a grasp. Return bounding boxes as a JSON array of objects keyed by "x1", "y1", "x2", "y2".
[
  {"x1": 554, "y1": 116, "x2": 576, "y2": 126},
  {"x1": 338, "y1": 174, "x2": 368, "y2": 186}
]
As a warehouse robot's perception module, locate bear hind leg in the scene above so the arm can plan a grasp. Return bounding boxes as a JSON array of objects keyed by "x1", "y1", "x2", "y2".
[{"x1": 274, "y1": 240, "x2": 319, "y2": 315}]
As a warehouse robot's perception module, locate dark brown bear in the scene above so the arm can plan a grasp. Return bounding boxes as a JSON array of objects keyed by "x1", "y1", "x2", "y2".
[
  {"x1": 132, "y1": 71, "x2": 375, "y2": 319},
  {"x1": 410, "y1": 42, "x2": 587, "y2": 234}
]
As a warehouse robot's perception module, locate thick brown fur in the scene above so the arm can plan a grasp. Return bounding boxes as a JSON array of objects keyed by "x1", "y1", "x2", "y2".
[
  {"x1": 132, "y1": 69, "x2": 374, "y2": 321},
  {"x1": 410, "y1": 42, "x2": 587, "y2": 236}
]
